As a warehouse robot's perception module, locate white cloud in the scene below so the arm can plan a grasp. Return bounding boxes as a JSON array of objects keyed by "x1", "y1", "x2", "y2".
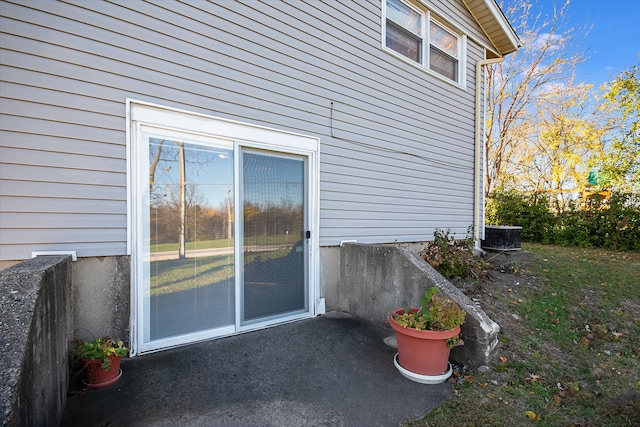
[{"x1": 528, "y1": 32, "x2": 563, "y2": 51}]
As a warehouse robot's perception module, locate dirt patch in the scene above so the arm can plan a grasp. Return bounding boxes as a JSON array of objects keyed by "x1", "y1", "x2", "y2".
[{"x1": 451, "y1": 249, "x2": 544, "y2": 365}]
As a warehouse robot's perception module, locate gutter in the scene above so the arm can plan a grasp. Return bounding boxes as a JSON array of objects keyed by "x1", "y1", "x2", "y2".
[{"x1": 474, "y1": 56, "x2": 505, "y2": 248}]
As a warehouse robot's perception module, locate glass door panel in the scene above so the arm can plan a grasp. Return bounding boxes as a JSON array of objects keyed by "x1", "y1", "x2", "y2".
[
  {"x1": 241, "y1": 151, "x2": 307, "y2": 323},
  {"x1": 145, "y1": 135, "x2": 234, "y2": 342}
]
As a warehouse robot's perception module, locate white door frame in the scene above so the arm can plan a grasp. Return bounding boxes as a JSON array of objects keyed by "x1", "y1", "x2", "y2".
[{"x1": 127, "y1": 99, "x2": 320, "y2": 356}]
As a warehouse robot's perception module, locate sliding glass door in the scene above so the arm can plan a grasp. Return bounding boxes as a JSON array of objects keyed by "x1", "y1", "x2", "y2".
[{"x1": 132, "y1": 111, "x2": 316, "y2": 355}]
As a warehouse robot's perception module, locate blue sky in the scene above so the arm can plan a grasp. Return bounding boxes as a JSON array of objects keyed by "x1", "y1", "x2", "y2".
[{"x1": 514, "y1": 0, "x2": 640, "y2": 87}]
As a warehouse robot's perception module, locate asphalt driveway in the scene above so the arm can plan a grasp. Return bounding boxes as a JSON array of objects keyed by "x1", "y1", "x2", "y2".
[{"x1": 60, "y1": 312, "x2": 452, "y2": 427}]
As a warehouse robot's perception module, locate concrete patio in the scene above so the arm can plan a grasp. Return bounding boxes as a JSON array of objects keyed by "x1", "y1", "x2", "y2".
[{"x1": 59, "y1": 312, "x2": 452, "y2": 427}]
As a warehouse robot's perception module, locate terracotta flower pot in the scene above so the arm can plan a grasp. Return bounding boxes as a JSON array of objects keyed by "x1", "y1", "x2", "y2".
[
  {"x1": 81, "y1": 356, "x2": 122, "y2": 389},
  {"x1": 389, "y1": 308, "x2": 460, "y2": 376}
]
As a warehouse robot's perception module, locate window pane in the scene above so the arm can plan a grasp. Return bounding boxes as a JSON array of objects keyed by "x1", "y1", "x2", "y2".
[
  {"x1": 430, "y1": 46, "x2": 458, "y2": 81},
  {"x1": 386, "y1": 23, "x2": 421, "y2": 62},
  {"x1": 147, "y1": 138, "x2": 235, "y2": 341},
  {"x1": 386, "y1": 0, "x2": 421, "y2": 36},
  {"x1": 430, "y1": 20, "x2": 457, "y2": 57}
]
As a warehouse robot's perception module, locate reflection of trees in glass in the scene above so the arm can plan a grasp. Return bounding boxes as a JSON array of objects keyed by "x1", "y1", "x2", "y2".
[
  {"x1": 148, "y1": 139, "x2": 233, "y2": 255},
  {"x1": 243, "y1": 201, "x2": 303, "y2": 241},
  {"x1": 149, "y1": 141, "x2": 306, "y2": 252},
  {"x1": 242, "y1": 153, "x2": 304, "y2": 243}
]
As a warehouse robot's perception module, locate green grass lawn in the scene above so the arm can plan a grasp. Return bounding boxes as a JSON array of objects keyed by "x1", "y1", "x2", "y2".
[
  {"x1": 150, "y1": 234, "x2": 299, "y2": 253},
  {"x1": 150, "y1": 239, "x2": 233, "y2": 253},
  {"x1": 410, "y1": 243, "x2": 640, "y2": 427}
]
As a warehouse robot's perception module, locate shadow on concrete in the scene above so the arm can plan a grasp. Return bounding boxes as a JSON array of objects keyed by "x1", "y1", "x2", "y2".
[{"x1": 60, "y1": 313, "x2": 452, "y2": 427}]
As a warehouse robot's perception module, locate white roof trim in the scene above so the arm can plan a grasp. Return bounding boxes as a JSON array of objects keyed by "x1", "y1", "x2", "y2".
[{"x1": 484, "y1": 0, "x2": 522, "y2": 52}]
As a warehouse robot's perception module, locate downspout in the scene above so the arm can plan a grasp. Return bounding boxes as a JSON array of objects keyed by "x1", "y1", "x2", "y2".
[{"x1": 474, "y1": 56, "x2": 504, "y2": 249}]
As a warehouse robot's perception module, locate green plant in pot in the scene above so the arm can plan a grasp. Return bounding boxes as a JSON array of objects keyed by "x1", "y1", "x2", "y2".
[
  {"x1": 389, "y1": 286, "x2": 466, "y2": 383},
  {"x1": 73, "y1": 336, "x2": 128, "y2": 388}
]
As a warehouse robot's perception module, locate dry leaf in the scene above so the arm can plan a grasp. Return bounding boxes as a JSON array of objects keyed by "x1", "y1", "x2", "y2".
[
  {"x1": 524, "y1": 410, "x2": 537, "y2": 420},
  {"x1": 553, "y1": 395, "x2": 562, "y2": 405},
  {"x1": 499, "y1": 356, "x2": 507, "y2": 363},
  {"x1": 582, "y1": 337, "x2": 590, "y2": 346},
  {"x1": 526, "y1": 373, "x2": 542, "y2": 382}
]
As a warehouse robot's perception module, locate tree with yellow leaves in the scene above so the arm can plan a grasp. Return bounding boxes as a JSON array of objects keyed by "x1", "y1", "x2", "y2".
[
  {"x1": 485, "y1": 0, "x2": 590, "y2": 196},
  {"x1": 600, "y1": 58, "x2": 640, "y2": 192}
]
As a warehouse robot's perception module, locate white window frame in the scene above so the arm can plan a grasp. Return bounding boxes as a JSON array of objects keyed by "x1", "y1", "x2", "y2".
[{"x1": 382, "y1": 0, "x2": 467, "y2": 87}]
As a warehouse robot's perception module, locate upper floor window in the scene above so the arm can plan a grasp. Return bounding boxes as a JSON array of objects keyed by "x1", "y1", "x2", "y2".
[
  {"x1": 385, "y1": 0, "x2": 423, "y2": 63},
  {"x1": 384, "y1": 0, "x2": 464, "y2": 84}
]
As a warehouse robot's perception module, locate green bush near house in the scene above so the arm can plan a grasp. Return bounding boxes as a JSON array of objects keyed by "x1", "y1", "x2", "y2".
[{"x1": 486, "y1": 190, "x2": 640, "y2": 251}]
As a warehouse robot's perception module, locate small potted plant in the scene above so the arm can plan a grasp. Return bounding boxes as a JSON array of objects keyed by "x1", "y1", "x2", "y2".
[
  {"x1": 73, "y1": 336, "x2": 128, "y2": 388},
  {"x1": 389, "y1": 286, "x2": 466, "y2": 383}
]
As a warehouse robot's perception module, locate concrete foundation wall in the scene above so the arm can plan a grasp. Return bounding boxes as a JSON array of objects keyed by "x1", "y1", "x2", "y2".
[
  {"x1": 72, "y1": 256, "x2": 130, "y2": 344},
  {"x1": 319, "y1": 247, "x2": 340, "y2": 312},
  {"x1": 0, "y1": 256, "x2": 73, "y2": 427},
  {"x1": 338, "y1": 243, "x2": 500, "y2": 368}
]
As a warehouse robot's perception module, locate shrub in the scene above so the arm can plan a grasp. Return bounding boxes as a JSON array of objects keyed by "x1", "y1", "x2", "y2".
[
  {"x1": 485, "y1": 190, "x2": 555, "y2": 243},
  {"x1": 419, "y1": 228, "x2": 489, "y2": 279},
  {"x1": 486, "y1": 190, "x2": 640, "y2": 251}
]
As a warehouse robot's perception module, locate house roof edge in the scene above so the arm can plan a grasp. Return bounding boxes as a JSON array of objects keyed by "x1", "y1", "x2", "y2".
[{"x1": 463, "y1": 0, "x2": 522, "y2": 57}]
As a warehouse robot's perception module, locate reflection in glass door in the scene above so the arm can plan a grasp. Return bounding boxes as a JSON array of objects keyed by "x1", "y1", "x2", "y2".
[
  {"x1": 144, "y1": 135, "x2": 234, "y2": 343},
  {"x1": 241, "y1": 151, "x2": 307, "y2": 323}
]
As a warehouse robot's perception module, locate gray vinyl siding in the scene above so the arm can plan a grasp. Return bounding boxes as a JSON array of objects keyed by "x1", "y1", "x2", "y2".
[{"x1": 0, "y1": 0, "x2": 487, "y2": 260}]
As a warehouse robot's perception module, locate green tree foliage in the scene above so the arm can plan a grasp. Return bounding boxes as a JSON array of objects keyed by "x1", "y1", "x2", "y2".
[
  {"x1": 486, "y1": 3, "x2": 640, "y2": 205},
  {"x1": 486, "y1": 190, "x2": 640, "y2": 251},
  {"x1": 513, "y1": 81, "x2": 606, "y2": 209},
  {"x1": 600, "y1": 58, "x2": 640, "y2": 192},
  {"x1": 484, "y1": 3, "x2": 638, "y2": 253},
  {"x1": 485, "y1": 190, "x2": 554, "y2": 242}
]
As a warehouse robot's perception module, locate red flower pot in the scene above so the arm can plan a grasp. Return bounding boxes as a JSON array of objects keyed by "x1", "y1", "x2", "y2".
[
  {"x1": 81, "y1": 356, "x2": 122, "y2": 388},
  {"x1": 389, "y1": 308, "x2": 460, "y2": 376}
]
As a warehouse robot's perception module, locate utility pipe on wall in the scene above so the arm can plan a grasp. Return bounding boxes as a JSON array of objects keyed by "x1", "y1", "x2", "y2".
[{"x1": 474, "y1": 56, "x2": 505, "y2": 248}]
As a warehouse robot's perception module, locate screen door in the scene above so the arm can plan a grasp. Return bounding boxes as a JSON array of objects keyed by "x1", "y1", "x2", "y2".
[{"x1": 241, "y1": 151, "x2": 308, "y2": 324}]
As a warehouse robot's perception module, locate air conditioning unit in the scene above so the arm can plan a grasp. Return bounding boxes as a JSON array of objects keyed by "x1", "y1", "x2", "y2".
[{"x1": 482, "y1": 226, "x2": 522, "y2": 251}]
